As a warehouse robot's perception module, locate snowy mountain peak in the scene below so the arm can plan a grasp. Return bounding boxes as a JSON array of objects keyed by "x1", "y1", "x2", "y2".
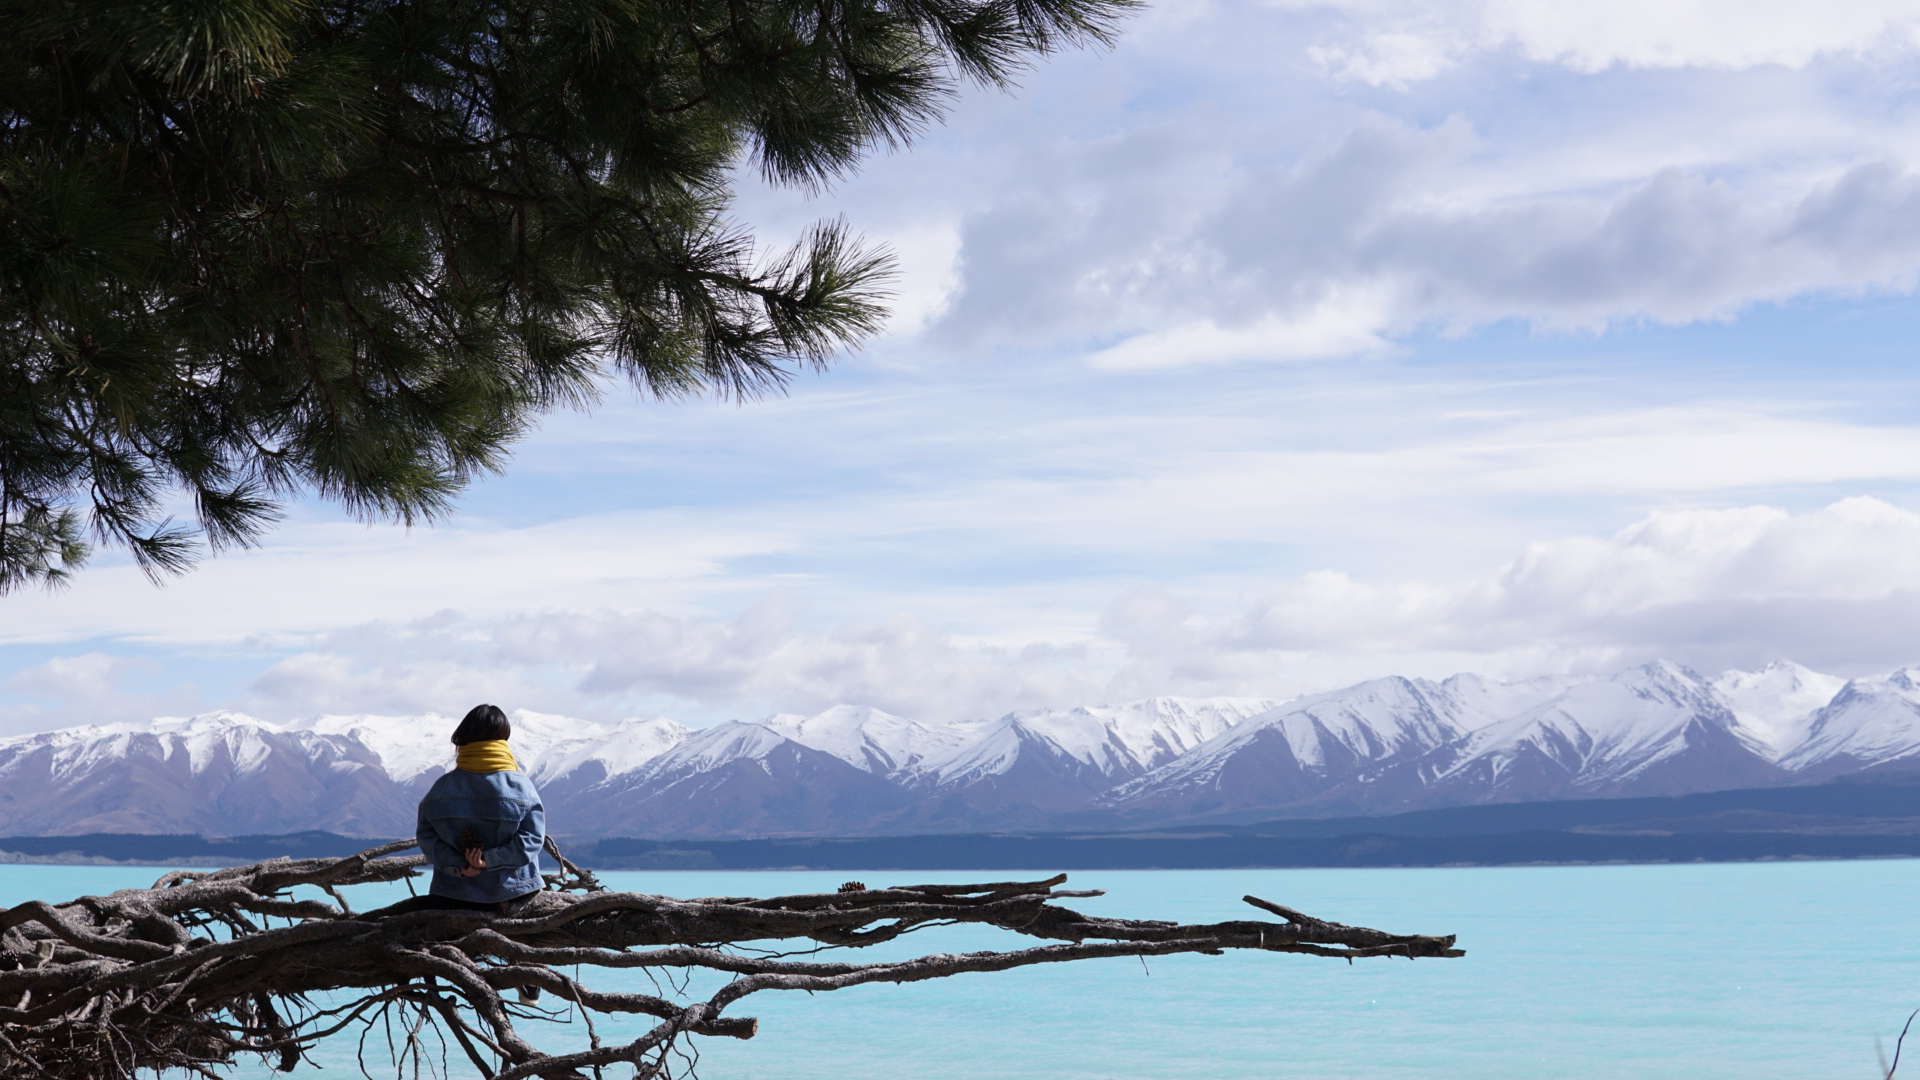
[
  {"x1": 27, "y1": 710, "x2": 359, "y2": 780},
  {"x1": 1616, "y1": 659, "x2": 1715, "y2": 697},
  {"x1": 294, "y1": 708, "x2": 616, "y2": 783},
  {"x1": 7, "y1": 661, "x2": 1920, "y2": 839},
  {"x1": 1712, "y1": 661, "x2": 1847, "y2": 754},
  {"x1": 1244, "y1": 675, "x2": 1484, "y2": 766},
  {"x1": 147, "y1": 709, "x2": 274, "y2": 733},
  {"x1": 1434, "y1": 672, "x2": 1591, "y2": 730},
  {"x1": 1095, "y1": 679, "x2": 1472, "y2": 816},
  {"x1": 294, "y1": 713, "x2": 463, "y2": 782},
  {"x1": 1421, "y1": 662, "x2": 1776, "y2": 799},
  {"x1": 1778, "y1": 668, "x2": 1920, "y2": 774},
  {"x1": 759, "y1": 705, "x2": 964, "y2": 775},
  {"x1": 527, "y1": 716, "x2": 690, "y2": 785},
  {"x1": 636, "y1": 721, "x2": 796, "y2": 778},
  {"x1": 1029, "y1": 696, "x2": 1281, "y2": 769},
  {"x1": 1887, "y1": 667, "x2": 1920, "y2": 692},
  {"x1": 907, "y1": 696, "x2": 1283, "y2": 791}
]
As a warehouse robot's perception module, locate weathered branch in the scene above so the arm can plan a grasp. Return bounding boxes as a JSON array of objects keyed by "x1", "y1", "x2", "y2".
[{"x1": 0, "y1": 844, "x2": 1462, "y2": 1078}]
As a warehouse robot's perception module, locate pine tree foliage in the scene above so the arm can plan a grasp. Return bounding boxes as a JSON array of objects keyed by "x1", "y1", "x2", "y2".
[{"x1": 0, "y1": 0, "x2": 1132, "y2": 592}]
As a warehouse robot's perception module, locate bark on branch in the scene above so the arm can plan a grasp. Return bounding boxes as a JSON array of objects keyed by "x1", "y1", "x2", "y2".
[{"x1": 0, "y1": 841, "x2": 1463, "y2": 1078}]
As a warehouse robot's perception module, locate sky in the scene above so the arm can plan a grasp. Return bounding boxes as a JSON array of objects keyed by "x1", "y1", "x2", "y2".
[{"x1": 9, "y1": 0, "x2": 1920, "y2": 734}]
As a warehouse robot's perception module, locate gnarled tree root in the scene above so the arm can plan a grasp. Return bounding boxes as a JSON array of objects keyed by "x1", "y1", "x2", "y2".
[{"x1": 0, "y1": 840, "x2": 1462, "y2": 1078}]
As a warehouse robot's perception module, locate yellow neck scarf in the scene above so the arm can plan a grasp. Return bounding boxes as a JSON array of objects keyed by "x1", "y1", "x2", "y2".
[{"x1": 455, "y1": 740, "x2": 520, "y2": 774}]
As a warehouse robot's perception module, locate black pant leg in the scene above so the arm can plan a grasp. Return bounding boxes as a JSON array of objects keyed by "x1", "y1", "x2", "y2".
[{"x1": 364, "y1": 893, "x2": 502, "y2": 918}]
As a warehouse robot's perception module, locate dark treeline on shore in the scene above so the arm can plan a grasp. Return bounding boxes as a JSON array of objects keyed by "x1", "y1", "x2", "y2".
[
  {"x1": 8, "y1": 776, "x2": 1920, "y2": 870},
  {"x1": 0, "y1": 831, "x2": 380, "y2": 865},
  {"x1": 582, "y1": 831, "x2": 1920, "y2": 871}
]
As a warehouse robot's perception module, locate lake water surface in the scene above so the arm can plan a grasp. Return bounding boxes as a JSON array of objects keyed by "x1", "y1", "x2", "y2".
[{"x1": 5, "y1": 859, "x2": 1915, "y2": 1079}]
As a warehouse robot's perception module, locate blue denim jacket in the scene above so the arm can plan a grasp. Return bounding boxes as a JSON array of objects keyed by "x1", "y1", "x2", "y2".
[{"x1": 415, "y1": 767, "x2": 546, "y2": 903}]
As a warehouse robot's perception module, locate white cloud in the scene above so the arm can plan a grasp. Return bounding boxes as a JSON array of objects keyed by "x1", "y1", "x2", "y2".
[
  {"x1": 240, "y1": 499, "x2": 1920, "y2": 719},
  {"x1": 1477, "y1": 496, "x2": 1920, "y2": 611},
  {"x1": 1187, "y1": 496, "x2": 1920, "y2": 678},
  {"x1": 242, "y1": 649, "x2": 549, "y2": 720},
  {"x1": 1486, "y1": 0, "x2": 1920, "y2": 73},
  {"x1": 1283, "y1": 0, "x2": 1920, "y2": 78},
  {"x1": 229, "y1": 594, "x2": 1103, "y2": 726},
  {"x1": 5, "y1": 652, "x2": 151, "y2": 698},
  {"x1": 0, "y1": 653, "x2": 198, "y2": 732},
  {"x1": 6, "y1": 498, "x2": 1910, "y2": 735},
  {"x1": 9, "y1": 391, "x2": 1920, "y2": 665},
  {"x1": 0, "y1": 510, "x2": 795, "y2": 646},
  {"x1": 732, "y1": 0, "x2": 1920, "y2": 363},
  {"x1": 936, "y1": 114, "x2": 1920, "y2": 360},
  {"x1": 1309, "y1": 26, "x2": 1473, "y2": 87},
  {"x1": 13, "y1": 4, "x2": 1920, "y2": 733},
  {"x1": 1086, "y1": 287, "x2": 1397, "y2": 368},
  {"x1": 878, "y1": 222, "x2": 964, "y2": 336},
  {"x1": 1444, "y1": 408, "x2": 1920, "y2": 495}
]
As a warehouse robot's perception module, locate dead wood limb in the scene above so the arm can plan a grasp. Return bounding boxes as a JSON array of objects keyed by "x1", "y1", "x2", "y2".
[{"x1": 0, "y1": 843, "x2": 1463, "y2": 1079}]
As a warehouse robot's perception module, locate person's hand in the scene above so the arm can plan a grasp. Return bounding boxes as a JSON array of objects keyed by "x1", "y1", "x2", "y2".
[{"x1": 460, "y1": 847, "x2": 486, "y2": 877}]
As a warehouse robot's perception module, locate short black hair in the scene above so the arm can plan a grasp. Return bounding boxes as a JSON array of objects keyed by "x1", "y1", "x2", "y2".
[{"x1": 450, "y1": 704, "x2": 511, "y2": 745}]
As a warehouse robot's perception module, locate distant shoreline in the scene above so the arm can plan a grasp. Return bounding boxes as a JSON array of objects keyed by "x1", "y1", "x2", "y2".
[
  {"x1": 0, "y1": 852, "x2": 234, "y2": 867},
  {"x1": 6, "y1": 850, "x2": 1918, "y2": 872},
  {"x1": 10, "y1": 778, "x2": 1920, "y2": 872}
]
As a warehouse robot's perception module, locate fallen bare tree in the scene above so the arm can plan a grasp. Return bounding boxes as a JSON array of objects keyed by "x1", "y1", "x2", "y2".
[{"x1": 0, "y1": 840, "x2": 1463, "y2": 1079}]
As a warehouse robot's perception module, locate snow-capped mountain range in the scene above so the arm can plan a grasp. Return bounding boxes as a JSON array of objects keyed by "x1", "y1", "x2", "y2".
[{"x1": 4, "y1": 661, "x2": 1920, "y2": 839}]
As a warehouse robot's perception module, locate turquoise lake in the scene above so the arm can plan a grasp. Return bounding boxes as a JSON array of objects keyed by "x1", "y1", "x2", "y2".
[{"x1": 4, "y1": 859, "x2": 1915, "y2": 1078}]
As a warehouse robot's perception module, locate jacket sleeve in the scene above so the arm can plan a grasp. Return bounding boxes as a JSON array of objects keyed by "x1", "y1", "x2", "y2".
[
  {"x1": 416, "y1": 795, "x2": 465, "y2": 875},
  {"x1": 482, "y1": 796, "x2": 545, "y2": 873}
]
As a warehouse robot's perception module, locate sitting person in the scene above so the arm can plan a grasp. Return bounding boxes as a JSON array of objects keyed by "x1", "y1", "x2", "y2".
[{"x1": 373, "y1": 704, "x2": 546, "y2": 916}]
